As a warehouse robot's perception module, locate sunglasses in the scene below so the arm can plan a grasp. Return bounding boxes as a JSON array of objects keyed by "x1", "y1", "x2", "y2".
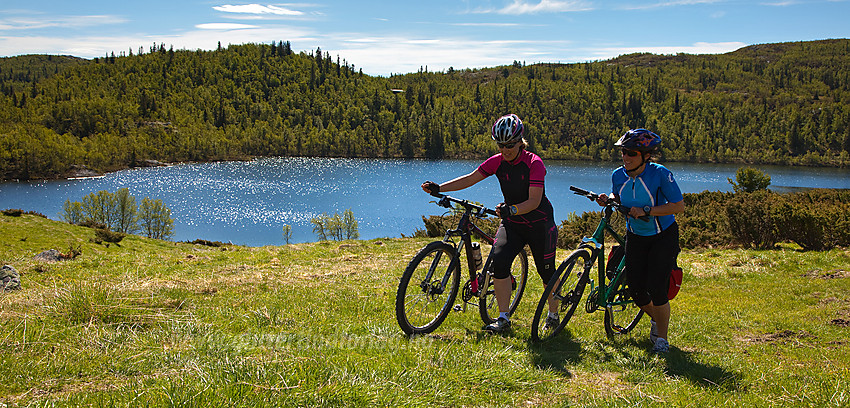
[
  {"x1": 498, "y1": 141, "x2": 518, "y2": 149},
  {"x1": 621, "y1": 149, "x2": 640, "y2": 157}
]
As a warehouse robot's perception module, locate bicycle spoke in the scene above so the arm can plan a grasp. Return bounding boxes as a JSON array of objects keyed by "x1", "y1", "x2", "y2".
[{"x1": 396, "y1": 241, "x2": 460, "y2": 335}]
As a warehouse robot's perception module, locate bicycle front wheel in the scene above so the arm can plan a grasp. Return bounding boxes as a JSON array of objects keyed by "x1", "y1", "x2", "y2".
[
  {"x1": 479, "y1": 248, "x2": 528, "y2": 324},
  {"x1": 603, "y1": 268, "x2": 645, "y2": 339},
  {"x1": 395, "y1": 241, "x2": 461, "y2": 335},
  {"x1": 530, "y1": 248, "x2": 592, "y2": 342}
]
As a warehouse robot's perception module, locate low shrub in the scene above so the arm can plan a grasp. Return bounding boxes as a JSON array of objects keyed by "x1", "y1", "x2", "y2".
[
  {"x1": 94, "y1": 228, "x2": 126, "y2": 244},
  {"x1": 189, "y1": 239, "x2": 229, "y2": 247},
  {"x1": 420, "y1": 213, "x2": 500, "y2": 239},
  {"x1": 418, "y1": 189, "x2": 849, "y2": 251},
  {"x1": 677, "y1": 191, "x2": 734, "y2": 248},
  {"x1": 725, "y1": 191, "x2": 782, "y2": 249},
  {"x1": 781, "y1": 189, "x2": 850, "y2": 250},
  {"x1": 2, "y1": 209, "x2": 23, "y2": 216},
  {"x1": 557, "y1": 210, "x2": 626, "y2": 249},
  {"x1": 79, "y1": 220, "x2": 108, "y2": 230}
]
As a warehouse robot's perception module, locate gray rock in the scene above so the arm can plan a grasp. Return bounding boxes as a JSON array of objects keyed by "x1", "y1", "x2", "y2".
[
  {"x1": 34, "y1": 249, "x2": 63, "y2": 262},
  {"x1": 1, "y1": 265, "x2": 20, "y2": 291}
]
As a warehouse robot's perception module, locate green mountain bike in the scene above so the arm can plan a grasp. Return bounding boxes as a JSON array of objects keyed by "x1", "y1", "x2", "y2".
[
  {"x1": 395, "y1": 193, "x2": 528, "y2": 335},
  {"x1": 530, "y1": 186, "x2": 646, "y2": 342}
]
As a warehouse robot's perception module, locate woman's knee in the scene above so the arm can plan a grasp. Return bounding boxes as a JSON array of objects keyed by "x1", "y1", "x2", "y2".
[{"x1": 489, "y1": 252, "x2": 515, "y2": 279}]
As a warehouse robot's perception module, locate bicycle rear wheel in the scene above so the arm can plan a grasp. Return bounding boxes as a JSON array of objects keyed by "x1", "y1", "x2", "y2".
[
  {"x1": 479, "y1": 248, "x2": 528, "y2": 324},
  {"x1": 530, "y1": 248, "x2": 592, "y2": 342},
  {"x1": 395, "y1": 241, "x2": 461, "y2": 335},
  {"x1": 603, "y1": 268, "x2": 644, "y2": 339}
]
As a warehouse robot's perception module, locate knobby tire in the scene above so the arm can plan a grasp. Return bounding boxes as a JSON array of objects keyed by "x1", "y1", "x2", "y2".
[
  {"x1": 395, "y1": 241, "x2": 460, "y2": 335},
  {"x1": 478, "y1": 248, "x2": 529, "y2": 324},
  {"x1": 530, "y1": 248, "x2": 592, "y2": 342},
  {"x1": 602, "y1": 267, "x2": 644, "y2": 339}
]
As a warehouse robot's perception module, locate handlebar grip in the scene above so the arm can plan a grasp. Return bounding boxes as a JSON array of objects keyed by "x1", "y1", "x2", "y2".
[{"x1": 570, "y1": 185, "x2": 598, "y2": 202}]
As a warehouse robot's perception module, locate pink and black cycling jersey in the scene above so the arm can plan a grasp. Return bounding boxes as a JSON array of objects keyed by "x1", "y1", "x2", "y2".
[{"x1": 476, "y1": 150, "x2": 554, "y2": 226}]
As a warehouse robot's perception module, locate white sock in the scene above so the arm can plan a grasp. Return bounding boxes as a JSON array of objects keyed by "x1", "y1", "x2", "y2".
[{"x1": 499, "y1": 312, "x2": 510, "y2": 321}]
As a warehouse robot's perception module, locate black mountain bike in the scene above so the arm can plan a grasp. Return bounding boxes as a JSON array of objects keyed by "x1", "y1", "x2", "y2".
[
  {"x1": 395, "y1": 194, "x2": 528, "y2": 335},
  {"x1": 530, "y1": 186, "x2": 647, "y2": 342}
]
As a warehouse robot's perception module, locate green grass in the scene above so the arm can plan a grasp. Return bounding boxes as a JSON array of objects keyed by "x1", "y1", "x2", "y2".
[{"x1": 1, "y1": 213, "x2": 849, "y2": 407}]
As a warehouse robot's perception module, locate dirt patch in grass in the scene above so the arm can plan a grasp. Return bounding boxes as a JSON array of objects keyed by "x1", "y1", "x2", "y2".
[
  {"x1": 830, "y1": 318, "x2": 850, "y2": 327},
  {"x1": 740, "y1": 329, "x2": 816, "y2": 344},
  {"x1": 803, "y1": 269, "x2": 849, "y2": 279}
]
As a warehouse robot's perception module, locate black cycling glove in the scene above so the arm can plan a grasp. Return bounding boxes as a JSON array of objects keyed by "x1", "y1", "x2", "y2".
[
  {"x1": 496, "y1": 202, "x2": 510, "y2": 219},
  {"x1": 423, "y1": 181, "x2": 440, "y2": 196}
]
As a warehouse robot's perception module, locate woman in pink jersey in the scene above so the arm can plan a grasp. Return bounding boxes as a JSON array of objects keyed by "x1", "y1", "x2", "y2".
[{"x1": 421, "y1": 114, "x2": 559, "y2": 333}]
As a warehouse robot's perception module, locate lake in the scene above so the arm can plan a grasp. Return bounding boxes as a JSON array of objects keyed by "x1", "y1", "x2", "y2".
[{"x1": 1, "y1": 158, "x2": 848, "y2": 246}]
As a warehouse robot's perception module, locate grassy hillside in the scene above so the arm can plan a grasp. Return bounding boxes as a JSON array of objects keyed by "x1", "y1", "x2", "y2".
[{"x1": 1, "y1": 213, "x2": 849, "y2": 406}]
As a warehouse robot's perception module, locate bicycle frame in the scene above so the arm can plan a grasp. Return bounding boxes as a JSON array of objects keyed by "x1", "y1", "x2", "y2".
[
  {"x1": 529, "y1": 185, "x2": 645, "y2": 342},
  {"x1": 396, "y1": 193, "x2": 529, "y2": 335},
  {"x1": 580, "y1": 204, "x2": 628, "y2": 311},
  {"x1": 569, "y1": 185, "x2": 645, "y2": 313},
  {"x1": 430, "y1": 195, "x2": 495, "y2": 304}
]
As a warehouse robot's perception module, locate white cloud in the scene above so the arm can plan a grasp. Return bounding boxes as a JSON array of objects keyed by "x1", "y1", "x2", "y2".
[
  {"x1": 452, "y1": 22, "x2": 522, "y2": 27},
  {"x1": 0, "y1": 15, "x2": 125, "y2": 30},
  {"x1": 196, "y1": 23, "x2": 260, "y2": 30},
  {"x1": 760, "y1": 1, "x2": 798, "y2": 6},
  {"x1": 213, "y1": 4, "x2": 304, "y2": 16},
  {"x1": 498, "y1": 0, "x2": 594, "y2": 14},
  {"x1": 331, "y1": 35, "x2": 572, "y2": 75},
  {"x1": 619, "y1": 0, "x2": 724, "y2": 10},
  {"x1": 0, "y1": 25, "x2": 313, "y2": 59},
  {"x1": 585, "y1": 41, "x2": 746, "y2": 60}
]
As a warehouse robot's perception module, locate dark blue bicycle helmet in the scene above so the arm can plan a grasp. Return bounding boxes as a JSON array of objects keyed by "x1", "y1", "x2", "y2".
[{"x1": 614, "y1": 129, "x2": 661, "y2": 152}]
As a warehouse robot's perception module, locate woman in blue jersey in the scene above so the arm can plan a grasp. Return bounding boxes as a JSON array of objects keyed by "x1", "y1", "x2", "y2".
[
  {"x1": 421, "y1": 114, "x2": 559, "y2": 333},
  {"x1": 596, "y1": 129, "x2": 685, "y2": 353}
]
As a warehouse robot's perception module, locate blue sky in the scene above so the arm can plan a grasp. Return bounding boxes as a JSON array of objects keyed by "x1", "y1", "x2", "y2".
[{"x1": 1, "y1": 0, "x2": 848, "y2": 76}]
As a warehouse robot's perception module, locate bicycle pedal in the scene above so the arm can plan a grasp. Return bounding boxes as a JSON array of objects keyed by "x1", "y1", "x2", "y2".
[{"x1": 453, "y1": 305, "x2": 463, "y2": 312}]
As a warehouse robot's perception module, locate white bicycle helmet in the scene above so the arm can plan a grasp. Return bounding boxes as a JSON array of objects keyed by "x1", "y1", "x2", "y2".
[{"x1": 491, "y1": 114, "x2": 524, "y2": 144}]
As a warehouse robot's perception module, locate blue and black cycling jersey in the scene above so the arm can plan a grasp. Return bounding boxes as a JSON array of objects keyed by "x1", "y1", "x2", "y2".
[{"x1": 612, "y1": 162, "x2": 683, "y2": 236}]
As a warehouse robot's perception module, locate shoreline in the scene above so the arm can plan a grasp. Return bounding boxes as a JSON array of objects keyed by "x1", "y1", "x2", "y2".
[{"x1": 4, "y1": 154, "x2": 849, "y2": 184}]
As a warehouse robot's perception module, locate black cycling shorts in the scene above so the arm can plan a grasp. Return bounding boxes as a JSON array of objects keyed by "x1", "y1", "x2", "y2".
[
  {"x1": 624, "y1": 222, "x2": 680, "y2": 307},
  {"x1": 488, "y1": 219, "x2": 557, "y2": 283}
]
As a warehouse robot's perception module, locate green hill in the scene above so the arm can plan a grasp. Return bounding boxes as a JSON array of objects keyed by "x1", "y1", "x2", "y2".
[
  {"x1": 1, "y1": 39, "x2": 849, "y2": 180},
  {"x1": 1, "y1": 213, "x2": 849, "y2": 406}
]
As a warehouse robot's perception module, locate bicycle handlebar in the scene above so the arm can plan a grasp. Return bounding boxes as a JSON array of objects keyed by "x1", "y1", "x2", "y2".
[
  {"x1": 570, "y1": 185, "x2": 650, "y2": 221},
  {"x1": 431, "y1": 193, "x2": 498, "y2": 217}
]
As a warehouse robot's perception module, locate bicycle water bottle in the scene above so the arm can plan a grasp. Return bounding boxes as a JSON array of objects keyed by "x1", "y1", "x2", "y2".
[{"x1": 471, "y1": 242, "x2": 483, "y2": 271}]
